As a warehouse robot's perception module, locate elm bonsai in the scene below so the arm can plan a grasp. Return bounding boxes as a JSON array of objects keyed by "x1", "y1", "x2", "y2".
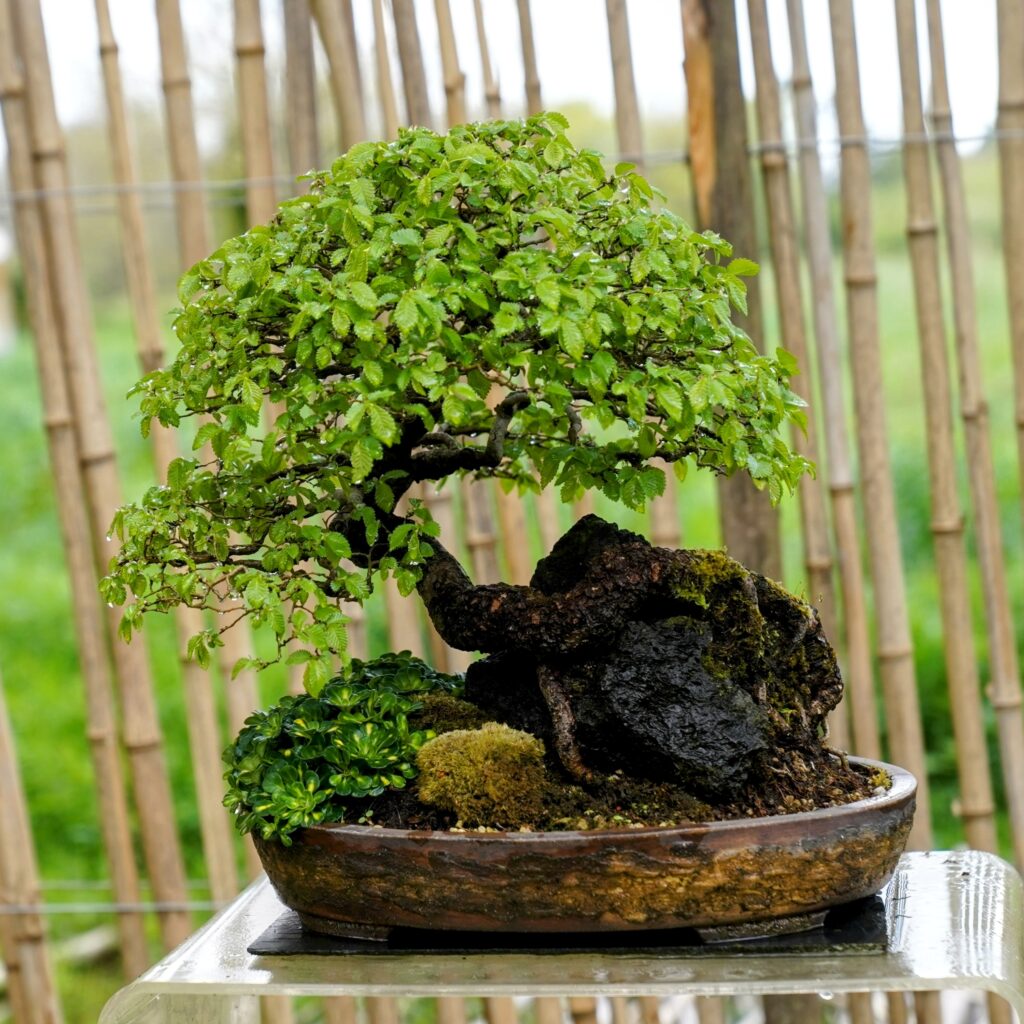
[{"x1": 103, "y1": 113, "x2": 866, "y2": 842}]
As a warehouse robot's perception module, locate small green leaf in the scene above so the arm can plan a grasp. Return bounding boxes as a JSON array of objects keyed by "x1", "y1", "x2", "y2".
[
  {"x1": 728, "y1": 257, "x2": 759, "y2": 277},
  {"x1": 394, "y1": 292, "x2": 419, "y2": 334},
  {"x1": 348, "y1": 281, "x2": 378, "y2": 311}
]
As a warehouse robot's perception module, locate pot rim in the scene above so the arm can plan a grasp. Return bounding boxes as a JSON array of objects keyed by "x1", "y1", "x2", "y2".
[{"x1": 298, "y1": 755, "x2": 914, "y2": 845}]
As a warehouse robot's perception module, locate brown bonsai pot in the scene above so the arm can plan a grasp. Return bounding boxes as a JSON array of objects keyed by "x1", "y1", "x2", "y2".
[{"x1": 253, "y1": 757, "x2": 915, "y2": 941}]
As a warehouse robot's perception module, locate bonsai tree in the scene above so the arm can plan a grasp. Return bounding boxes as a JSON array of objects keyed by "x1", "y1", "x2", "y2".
[{"x1": 104, "y1": 114, "x2": 843, "y2": 840}]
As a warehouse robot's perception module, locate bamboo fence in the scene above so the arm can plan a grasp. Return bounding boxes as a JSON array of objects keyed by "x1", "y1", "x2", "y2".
[
  {"x1": 2, "y1": 3, "x2": 1024, "y2": 1023},
  {"x1": 828, "y1": 0, "x2": 933, "y2": 851},
  {"x1": 925, "y1": 0, "x2": 1024, "y2": 867}
]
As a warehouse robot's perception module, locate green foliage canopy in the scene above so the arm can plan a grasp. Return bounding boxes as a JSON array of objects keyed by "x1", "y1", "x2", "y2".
[{"x1": 103, "y1": 112, "x2": 809, "y2": 691}]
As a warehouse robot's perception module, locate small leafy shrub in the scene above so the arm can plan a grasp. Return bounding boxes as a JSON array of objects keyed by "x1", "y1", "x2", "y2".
[
  {"x1": 223, "y1": 652, "x2": 461, "y2": 843},
  {"x1": 416, "y1": 722, "x2": 548, "y2": 827}
]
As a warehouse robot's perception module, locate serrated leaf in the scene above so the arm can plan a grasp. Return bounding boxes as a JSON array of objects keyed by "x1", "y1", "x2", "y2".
[
  {"x1": 391, "y1": 227, "x2": 422, "y2": 247},
  {"x1": 543, "y1": 138, "x2": 567, "y2": 167},
  {"x1": 394, "y1": 292, "x2": 419, "y2": 334},
  {"x1": 238, "y1": 376, "x2": 263, "y2": 412},
  {"x1": 559, "y1": 319, "x2": 585, "y2": 360},
  {"x1": 345, "y1": 247, "x2": 368, "y2": 282},
  {"x1": 536, "y1": 278, "x2": 560, "y2": 310},
  {"x1": 348, "y1": 281, "x2": 378, "y2": 311},
  {"x1": 689, "y1": 377, "x2": 710, "y2": 413},
  {"x1": 351, "y1": 439, "x2": 375, "y2": 481},
  {"x1": 368, "y1": 404, "x2": 397, "y2": 443},
  {"x1": 728, "y1": 257, "x2": 759, "y2": 277}
]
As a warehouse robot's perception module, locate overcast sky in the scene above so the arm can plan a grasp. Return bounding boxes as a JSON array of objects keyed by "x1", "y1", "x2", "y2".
[{"x1": 28, "y1": 0, "x2": 998, "y2": 156}]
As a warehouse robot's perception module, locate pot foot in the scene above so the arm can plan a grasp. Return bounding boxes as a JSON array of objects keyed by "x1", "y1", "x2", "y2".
[
  {"x1": 297, "y1": 912, "x2": 391, "y2": 942},
  {"x1": 697, "y1": 909, "x2": 828, "y2": 943}
]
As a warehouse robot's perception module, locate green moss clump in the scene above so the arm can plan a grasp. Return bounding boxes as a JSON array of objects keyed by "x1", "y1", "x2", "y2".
[
  {"x1": 416, "y1": 723, "x2": 547, "y2": 827},
  {"x1": 408, "y1": 692, "x2": 491, "y2": 735}
]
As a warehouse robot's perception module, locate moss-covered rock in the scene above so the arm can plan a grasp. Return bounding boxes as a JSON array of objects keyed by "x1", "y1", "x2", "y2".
[
  {"x1": 464, "y1": 516, "x2": 842, "y2": 801},
  {"x1": 416, "y1": 723, "x2": 548, "y2": 827}
]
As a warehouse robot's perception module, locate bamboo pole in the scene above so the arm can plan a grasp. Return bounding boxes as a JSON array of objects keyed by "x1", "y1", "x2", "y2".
[
  {"x1": 373, "y1": 0, "x2": 402, "y2": 139},
  {"x1": 745, "y1": 0, "x2": 844, "y2": 748},
  {"x1": 485, "y1": 1000, "x2": 518, "y2": 1024},
  {"x1": 466, "y1": 9, "x2": 539, "y2": 583},
  {"x1": 434, "y1": 0, "x2": 466, "y2": 125},
  {"x1": 694, "y1": 998, "x2": 724, "y2": 1024},
  {"x1": 536, "y1": 491, "x2": 562, "y2": 554},
  {"x1": 893, "y1": 0, "x2": 998, "y2": 855},
  {"x1": 425, "y1": 5, "x2": 521, "y2": 607},
  {"x1": 827, "y1": 0, "x2": 932, "y2": 850},
  {"x1": 0, "y1": 673, "x2": 64, "y2": 1024},
  {"x1": 284, "y1": 0, "x2": 319, "y2": 181},
  {"x1": 233, "y1": 0, "x2": 277, "y2": 225},
  {"x1": 926, "y1": 0, "x2": 1024, "y2": 869},
  {"x1": 154, "y1": 0, "x2": 210, "y2": 268},
  {"x1": 536, "y1": 999, "x2": 565, "y2": 1024},
  {"x1": 516, "y1": 0, "x2": 542, "y2": 116},
  {"x1": 97, "y1": 0, "x2": 238, "y2": 904},
  {"x1": 784, "y1": 0, "x2": 877, "y2": 760},
  {"x1": 605, "y1": 0, "x2": 681, "y2": 553},
  {"x1": 12, "y1": 0, "x2": 192, "y2": 950},
  {"x1": 153, "y1": 0, "x2": 242, "y2": 904},
  {"x1": 681, "y1": 0, "x2": 780, "y2": 580},
  {"x1": 568, "y1": 999, "x2": 598, "y2": 1024},
  {"x1": 0, "y1": 1, "x2": 148, "y2": 976},
  {"x1": 606, "y1": 0, "x2": 642, "y2": 165},
  {"x1": 473, "y1": 0, "x2": 501, "y2": 119},
  {"x1": 311, "y1": 0, "x2": 366, "y2": 150},
  {"x1": 995, "y1": 0, "x2": 1024, "y2": 532},
  {"x1": 392, "y1": 0, "x2": 434, "y2": 129}
]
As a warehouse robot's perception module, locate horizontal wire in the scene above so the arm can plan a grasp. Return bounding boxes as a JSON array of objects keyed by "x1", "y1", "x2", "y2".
[
  {"x1": 0, "y1": 127, "x2": 1014, "y2": 217},
  {"x1": 0, "y1": 899, "x2": 228, "y2": 916},
  {"x1": 40, "y1": 879, "x2": 212, "y2": 891}
]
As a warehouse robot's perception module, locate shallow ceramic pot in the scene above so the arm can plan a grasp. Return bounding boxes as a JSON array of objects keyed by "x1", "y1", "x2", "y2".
[{"x1": 254, "y1": 757, "x2": 915, "y2": 940}]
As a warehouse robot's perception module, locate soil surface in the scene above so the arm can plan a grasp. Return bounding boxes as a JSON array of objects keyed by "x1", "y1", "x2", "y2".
[{"x1": 345, "y1": 750, "x2": 880, "y2": 832}]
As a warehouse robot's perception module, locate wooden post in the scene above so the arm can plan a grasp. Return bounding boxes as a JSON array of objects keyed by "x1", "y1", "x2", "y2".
[
  {"x1": 681, "y1": 0, "x2": 781, "y2": 579},
  {"x1": 473, "y1": 0, "x2": 501, "y2": 118},
  {"x1": 392, "y1": 0, "x2": 434, "y2": 129},
  {"x1": 372, "y1": 0, "x2": 402, "y2": 138},
  {"x1": 784, "y1": 0, "x2": 878, "y2": 760},
  {"x1": 283, "y1": 0, "x2": 319, "y2": 180},
  {"x1": 893, "y1": 0, "x2": 998, "y2": 856},
  {"x1": 0, "y1": 0, "x2": 148, "y2": 975},
  {"x1": 233, "y1": 0, "x2": 277, "y2": 224},
  {"x1": 155, "y1": 0, "x2": 210, "y2": 267},
  {"x1": 827, "y1": 0, "x2": 932, "y2": 850},
  {"x1": 0, "y1": 673, "x2": 64, "y2": 1024},
  {"x1": 434, "y1": 0, "x2": 467, "y2": 126},
  {"x1": 926, "y1": 0, "x2": 1024, "y2": 869},
  {"x1": 606, "y1": 0, "x2": 642, "y2": 164},
  {"x1": 516, "y1": 0, "x2": 542, "y2": 116},
  {"x1": 311, "y1": 0, "x2": 366, "y2": 150},
  {"x1": 605, "y1": 0, "x2": 680, "y2": 552},
  {"x1": 153, "y1": 0, "x2": 241, "y2": 905},
  {"x1": 745, "y1": 0, "x2": 844, "y2": 747},
  {"x1": 995, "y1": 0, "x2": 1024, "y2": 531},
  {"x1": 12, "y1": 0, "x2": 192, "y2": 950}
]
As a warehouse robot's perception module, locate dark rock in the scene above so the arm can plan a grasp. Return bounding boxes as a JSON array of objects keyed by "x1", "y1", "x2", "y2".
[
  {"x1": 566, "y1": 617, "x2": 770, "y2": 800},
  {"x1": 464, "y1": 651, "x2": 555, "y2": 749},
  {"x1": 457, "y1": 516, "x2": 842, "y2": 798}
]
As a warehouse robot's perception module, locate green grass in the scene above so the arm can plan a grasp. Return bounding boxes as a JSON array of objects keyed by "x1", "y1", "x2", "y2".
[{"x1": 2, "y1": 141, "x2": 1023, "y2": 1020}]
